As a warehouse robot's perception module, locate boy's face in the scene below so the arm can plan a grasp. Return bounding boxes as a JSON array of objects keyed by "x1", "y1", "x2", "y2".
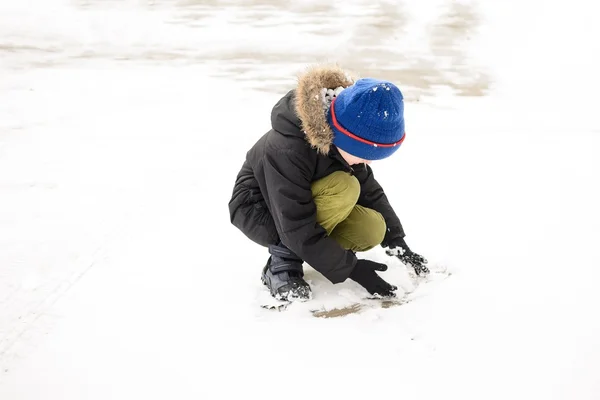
[{"x1": 337, "y1": 147, "x2": 372, "y2": 165}]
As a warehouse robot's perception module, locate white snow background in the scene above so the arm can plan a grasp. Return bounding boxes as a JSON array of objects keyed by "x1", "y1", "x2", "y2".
[{"x1": 1, "y1": 0, "x2": 599, "y2": 399}]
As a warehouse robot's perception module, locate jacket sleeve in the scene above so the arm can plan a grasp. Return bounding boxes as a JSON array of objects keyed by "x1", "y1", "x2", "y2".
[
  {"x1": 354, "y1": 163, "x2": 405, "y2": 238},
  {"x1": 260, "y1": 150, "x2": 357, "y2": 284}
]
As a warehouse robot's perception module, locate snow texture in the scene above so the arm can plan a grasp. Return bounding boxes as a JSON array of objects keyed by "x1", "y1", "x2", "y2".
[{"x1": 321, "y1": 86, "x2": 345, "y2": 111}]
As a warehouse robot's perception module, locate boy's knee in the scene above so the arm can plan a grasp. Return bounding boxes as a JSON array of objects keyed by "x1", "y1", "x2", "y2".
[
  {"x1": 351, "y1": 210, "x2": 386, "y2": 251},
  {"x1": 317, "y1": 171, "x2": 360, "y2": 203},
  {"x1": 332, "y1": 207, "x2": 386, "y2": 252},
  {"x1": 335, "y1": 172, "x2": 360, "y2": 204},
  {"x1": 365, "y1": 211, "x2": 387, "y2": 249}
]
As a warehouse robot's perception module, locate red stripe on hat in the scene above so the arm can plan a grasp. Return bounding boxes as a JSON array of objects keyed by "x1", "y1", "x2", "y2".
[{"x1": 330, "y1": 97, "x2": 406, "y2": 148}]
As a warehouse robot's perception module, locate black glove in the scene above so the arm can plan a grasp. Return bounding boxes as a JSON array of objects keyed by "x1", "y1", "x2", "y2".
[
  {"x1": 349, "y1": 260, "x2": 397, "y2": 297},
  {"x1": 382, "y1": 231, "x2": 429, "y2": 276}
]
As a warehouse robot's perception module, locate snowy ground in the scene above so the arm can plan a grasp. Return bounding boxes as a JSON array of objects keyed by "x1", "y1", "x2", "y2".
[{"x1": 1, "y1": 0, "x2": 600, "y2": 399}]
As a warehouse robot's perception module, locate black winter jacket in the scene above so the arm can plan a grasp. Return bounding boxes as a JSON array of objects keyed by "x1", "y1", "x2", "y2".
[{"x1": 228, "y1": 65, "x2": 405, "y2": 284}]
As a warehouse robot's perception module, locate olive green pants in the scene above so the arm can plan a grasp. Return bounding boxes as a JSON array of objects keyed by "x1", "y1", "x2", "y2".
[{"x1": 311, "y1": 171, "x2": 386, "y2": 252}]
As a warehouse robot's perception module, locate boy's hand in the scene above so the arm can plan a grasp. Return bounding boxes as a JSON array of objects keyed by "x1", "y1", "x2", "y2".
[
  {"x1": 383, "y1": 236, "x2": 430, "y2": 276},
  {"x1": 349, "y1": 260, "x2": 397, "y2": 297}
]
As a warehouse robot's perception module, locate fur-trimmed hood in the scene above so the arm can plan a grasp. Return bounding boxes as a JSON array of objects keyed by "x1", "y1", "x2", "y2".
[{"x1": 294, "y1": 65, "x2": 356, "y2": 155}]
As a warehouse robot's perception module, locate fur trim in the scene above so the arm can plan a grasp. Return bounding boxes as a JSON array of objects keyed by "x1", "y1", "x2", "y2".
[{"x1": 295, "y1": 64, "x2": 356, "y2": 155}]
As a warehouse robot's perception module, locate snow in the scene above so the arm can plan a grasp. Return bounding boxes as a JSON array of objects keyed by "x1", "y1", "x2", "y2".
[
  {"x1": 322, "y1": 86, "x2": 345, "y2": 109},
  {"x1": 1, "y1": 0, "x2": 600, "y2": 399}
]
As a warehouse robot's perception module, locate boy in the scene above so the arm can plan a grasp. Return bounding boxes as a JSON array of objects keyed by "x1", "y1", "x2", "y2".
[{"x1": 228, "y1": 64, "x2": 428, "y2": 301}]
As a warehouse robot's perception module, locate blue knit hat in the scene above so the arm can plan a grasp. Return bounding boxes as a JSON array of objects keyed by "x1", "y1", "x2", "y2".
[{"x1": 326, "y1": 78, "x2": 405, "y2": 160}]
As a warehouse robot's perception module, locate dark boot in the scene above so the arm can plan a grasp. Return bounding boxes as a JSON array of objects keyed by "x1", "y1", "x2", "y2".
[{"x1": 261, "y1": 243, "x2": 311, "y2": 301}]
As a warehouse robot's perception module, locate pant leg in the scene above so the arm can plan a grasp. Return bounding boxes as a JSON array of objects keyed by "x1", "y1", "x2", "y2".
[
  {"x1": 311, "y1": 171, "x2": 360, "y2": 234},
  {"x1": 311, "y1": 171, "x2": 386, "y2": 252},
  {"x1": 330, "y1": 205, "x2": 386, "y2": 252}
]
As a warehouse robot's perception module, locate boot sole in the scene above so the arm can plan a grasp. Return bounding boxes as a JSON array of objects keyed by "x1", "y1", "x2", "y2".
[{"x1": 261, "y1": 272, "x2": 311, "y2": 302}]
